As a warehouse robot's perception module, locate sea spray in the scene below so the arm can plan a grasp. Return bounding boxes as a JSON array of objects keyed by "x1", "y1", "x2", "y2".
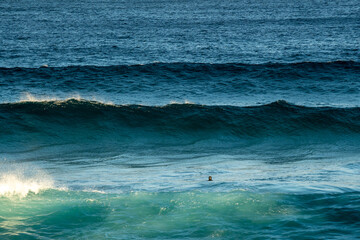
[
  {"x1": 0, "y1": 162, "x2": 54, "y2": 197},
  {"x1": 19, "y1": 92, "x2": 81, "y2": 103}
]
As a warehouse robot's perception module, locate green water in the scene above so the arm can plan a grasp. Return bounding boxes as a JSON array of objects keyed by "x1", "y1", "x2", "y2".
[{"x1": 1, "y1": 189, "x2": 359, "y2": 239}]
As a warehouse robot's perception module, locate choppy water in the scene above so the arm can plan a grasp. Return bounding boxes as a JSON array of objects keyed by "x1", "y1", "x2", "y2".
[{"x1": 1, "y1": 0, "x2": 360, "y2": 239}]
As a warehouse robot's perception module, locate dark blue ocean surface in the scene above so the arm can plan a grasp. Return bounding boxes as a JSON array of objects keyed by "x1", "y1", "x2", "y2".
[
  {"x1": 1, "y1": 0, "x2": 359, "y2": 67},
  {"x1": 0, "y1": 0, "x2": 360, "y2": 239}
]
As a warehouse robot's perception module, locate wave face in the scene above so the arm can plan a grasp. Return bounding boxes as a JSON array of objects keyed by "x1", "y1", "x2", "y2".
[{"x1": 2, "y1": 99, "x2": 360, "y2": 154}]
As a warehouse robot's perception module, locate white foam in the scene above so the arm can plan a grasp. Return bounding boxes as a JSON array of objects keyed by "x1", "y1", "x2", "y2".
[
  {"x1": 169, "y1": 100, "x2": 195, "y2": 105},
  {"x1": 0, "y1": 174, "x2": 54, "y2": 197},
  {"x1": 0, "y1": 162, "x2": 56, "y2": 198},
  {"x1": 18, "y1": 92, "x2": 115, "y2": 106},
  {"x1": 82, "y1": 189, "x2": 106, "y2": 194}
]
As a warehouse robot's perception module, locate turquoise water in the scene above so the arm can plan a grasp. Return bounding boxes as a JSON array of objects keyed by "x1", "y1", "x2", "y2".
[
  {"x1": 1, "y1": 189, "x2": 359, "y2": 239},
  {"x1": 0, "y1": 147, "x2": 359, "y2": 239},
  {"x1": 1, "y1": 0, "x2": 360, "y2": 239}
]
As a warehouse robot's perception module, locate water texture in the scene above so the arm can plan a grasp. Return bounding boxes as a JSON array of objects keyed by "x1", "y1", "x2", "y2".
[
  {"x1": 1, "y1": 0, "x2": 359, "y2": 67},
  {"x1": 1, "y1": 0, "x2": 360, "y2": 239}
]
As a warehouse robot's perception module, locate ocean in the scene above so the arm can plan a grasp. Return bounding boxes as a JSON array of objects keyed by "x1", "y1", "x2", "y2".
[{"x1": 0, "y1": 0, "x2": 360, "y2": 239}]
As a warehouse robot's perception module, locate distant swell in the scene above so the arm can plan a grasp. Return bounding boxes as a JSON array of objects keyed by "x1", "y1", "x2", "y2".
[
  {"x1": 1, "y1": 61, "x2": 360, "y2": 107},
  {"x1": 1, "y1": 60, "x2": 359, "y2": 76}
]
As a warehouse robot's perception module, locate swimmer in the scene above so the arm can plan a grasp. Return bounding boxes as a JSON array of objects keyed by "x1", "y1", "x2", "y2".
[{"x1": 208, "y1": 176, "x2": 213, "y2": 181}]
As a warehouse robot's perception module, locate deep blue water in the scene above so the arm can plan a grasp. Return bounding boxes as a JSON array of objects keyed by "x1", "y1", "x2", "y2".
[
  {"x1": 0, "y1": 0, "x2": 360, "y2": 239},
  {"x1": 1, "y1": 0, "x2": 359, "y2": 67}
]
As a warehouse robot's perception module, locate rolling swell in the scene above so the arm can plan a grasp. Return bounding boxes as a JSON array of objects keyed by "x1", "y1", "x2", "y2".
[
  {"x1": 1, "y1": 61, "x2": 358, "y2": 80},
  {"x1": 1, "y1": 61, "x2": 360, "y2": 106},
  {"x1": 1, "y1": 99, "x2": 360, "y2": 154}
]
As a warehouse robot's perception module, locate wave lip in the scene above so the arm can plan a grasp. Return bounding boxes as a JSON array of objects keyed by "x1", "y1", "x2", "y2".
[{"x1": 1, "y1": 98, "x2": 360, "y2": 137}]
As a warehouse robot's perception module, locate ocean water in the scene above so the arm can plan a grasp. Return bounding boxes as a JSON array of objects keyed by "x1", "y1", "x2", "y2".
[{"x1": 1, "y1": 0, "x2": 360, "y2": 239}]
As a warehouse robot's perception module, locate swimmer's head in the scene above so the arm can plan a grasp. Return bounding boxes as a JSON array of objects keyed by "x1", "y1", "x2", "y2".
[{"x1": 208, "y1": 176, "x2": 212, "y2": 181}]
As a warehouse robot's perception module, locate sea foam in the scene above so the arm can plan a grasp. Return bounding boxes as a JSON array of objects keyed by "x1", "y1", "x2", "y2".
[{"x1": 0, "y1": 163, "x2": 55, "y2": 197}]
